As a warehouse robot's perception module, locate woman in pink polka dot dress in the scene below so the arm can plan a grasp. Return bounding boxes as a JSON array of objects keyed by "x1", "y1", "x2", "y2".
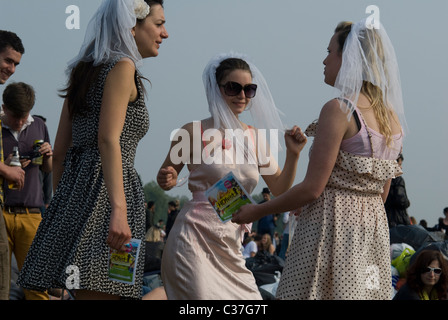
[{"x1": 232, "y1": 18, "x2": 406, "y2": 300}]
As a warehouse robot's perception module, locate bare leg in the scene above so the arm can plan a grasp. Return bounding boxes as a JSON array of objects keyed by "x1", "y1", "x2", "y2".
[{"x1": 142, "y1": 286, "x2": 167, "y2": 300}]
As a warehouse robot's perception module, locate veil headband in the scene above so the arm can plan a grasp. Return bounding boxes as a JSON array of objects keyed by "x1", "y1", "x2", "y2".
[
  {"x1": 202, "y1": 52, "x2": 286, "y2": 169},
  {"x1": 334, "y1": 18, "x2": 407, "y2": 131},
  {"x1": 66, "y1": 0, "x2": 147, "y2": 73},
  {"x1": 202, "y1": 52, "x2": 286, "y2": 134}
]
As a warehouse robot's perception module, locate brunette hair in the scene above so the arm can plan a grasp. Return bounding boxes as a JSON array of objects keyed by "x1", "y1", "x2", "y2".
[
  {"x1": 215, "y1": 58, "x2": 252, "y2": 85},
  {"x1": 2, "y1": 82, "x2": 35, "y2": 117},
  {"x1": 59, "y1": 60, "x2": 101, "y2": 118},
  {"x1": 0, "y1": 30, "x2": 24, "y2": 55},
  {"x1": 406, "y1": 250, "x2": 448, "y2": 300},
  {"x1": 137, "y1": 0, "x2": 164, "y2": 23}
]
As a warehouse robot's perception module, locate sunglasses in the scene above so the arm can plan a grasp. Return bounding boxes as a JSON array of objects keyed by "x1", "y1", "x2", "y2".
[
  {"x1": 423, "y1": 267, "x2": 442, "y2": 275},
  {"x1": 220, "y1": 81, "x2": 257, "y2": 98}
]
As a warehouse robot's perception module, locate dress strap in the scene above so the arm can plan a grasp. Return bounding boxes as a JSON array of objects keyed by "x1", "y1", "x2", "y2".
[
  {"x1": 336, "y1": 97, "x2": 375, "y2": 157},
  {"x1": 337, "y1": 98, "x2": 361, "y2": 130},
  {"x1": 353, "y1": 108, "x2": 375, "y2": 158}
]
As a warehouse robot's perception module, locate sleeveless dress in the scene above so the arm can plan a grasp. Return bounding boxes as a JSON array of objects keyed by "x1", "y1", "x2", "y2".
[
  {"x1": 17, "y1": 57, "x2": 149, "y2": 299},
  {"x1": 276, "y1": 106, "x2": 403, "y2": 300},
  {"x1": 161, "y1": 123, "x2": 262, "y2": 300}
]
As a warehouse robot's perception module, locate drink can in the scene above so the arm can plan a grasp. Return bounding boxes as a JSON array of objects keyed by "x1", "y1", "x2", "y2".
[{"x1": 32, "y1": 139, "x2": 44, "y2": 165}]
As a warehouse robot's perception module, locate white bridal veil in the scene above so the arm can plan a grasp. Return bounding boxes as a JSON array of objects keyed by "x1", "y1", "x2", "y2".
[
  {"x1": 66, "y1": 0, "x2": 148, "y2": 73},
  {"x1": 202, "y1": 52, "x2": 287, "y2": 169},
  {"x1": 334, "y1": 18, "x2": 407, "y2": 131}
]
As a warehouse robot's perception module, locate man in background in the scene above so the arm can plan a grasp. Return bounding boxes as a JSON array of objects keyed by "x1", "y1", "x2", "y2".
[
  {"x1": 257, "y1": 188, "x2": 278, "y2": 239},
  {"x1": 2, "y1": 82, "x2": 52, "y2": 300},
  {"x1": 385, "y1": 154, "x2": 411, "y2": 228},
  {"x1": 0, "y1": 30, "x2": 25, "y2": 300}
]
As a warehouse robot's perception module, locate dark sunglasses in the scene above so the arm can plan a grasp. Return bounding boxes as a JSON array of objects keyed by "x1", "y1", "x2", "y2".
[
  {"x1": 220, "y1": 81, "x2": 257, "y2": 98},
  {"x1": 423, "y1": 267, "x2": 442, "y2": 275}
]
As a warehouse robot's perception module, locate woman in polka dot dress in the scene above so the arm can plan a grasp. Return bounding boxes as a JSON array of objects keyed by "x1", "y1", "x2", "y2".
[{"x1": 232, "y1": 19, "x2": 406, "y2": 300}]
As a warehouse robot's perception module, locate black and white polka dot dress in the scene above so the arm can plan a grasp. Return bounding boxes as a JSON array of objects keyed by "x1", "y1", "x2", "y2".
[
  {"x1": 276, "y1": 119, "x2": 402, "y2": 300},
  {"x1": 17, "y1": 57, "x2": 149, "y2": 299}
]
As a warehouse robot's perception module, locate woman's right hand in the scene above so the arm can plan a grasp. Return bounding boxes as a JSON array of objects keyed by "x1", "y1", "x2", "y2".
[
  {"x1": 157, "y1": 166, "x2": 178, "y2": 190},
  {"x1": 284, "y1": 125, "x2": 307, "y2": 156}
]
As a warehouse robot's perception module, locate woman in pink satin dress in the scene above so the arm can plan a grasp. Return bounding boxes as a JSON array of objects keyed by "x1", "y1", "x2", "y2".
[{"x1": 156, "y1": 53, "x2": 307, "y2": 299}]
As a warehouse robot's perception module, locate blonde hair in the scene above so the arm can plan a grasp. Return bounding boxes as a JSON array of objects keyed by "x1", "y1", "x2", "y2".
[
  {"x1": 335, "y1": 21, "x2": 398, "y2": 147},
  {"x1": 145, "y1": 226, "x2": 161, "y2": 242}
]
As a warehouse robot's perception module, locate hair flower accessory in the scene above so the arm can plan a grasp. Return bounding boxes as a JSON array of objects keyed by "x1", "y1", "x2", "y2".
[{"x1": 134, "y1": 0, "x2": 150, "y2": 19}]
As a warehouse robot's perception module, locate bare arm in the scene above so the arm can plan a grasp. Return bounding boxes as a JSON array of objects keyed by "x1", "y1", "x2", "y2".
[
  {"x1": 52, "y1": 99, "x2": 72, "y2": 191},
  {"x1": 156, "y1": 122, "x2": 192, "y2": 190},
  {"x1": 98, "y1": 58, "x2": 137, "y2": 251},
  {"x1": 40, "y1": 142, "x2": 53, "y2": 174},
  {"x1": 381, "y1": 179, "x2": 391, "y2": 203},
  {"x1": 233, "y1": 99, "x2": 349, "y2": 224}
]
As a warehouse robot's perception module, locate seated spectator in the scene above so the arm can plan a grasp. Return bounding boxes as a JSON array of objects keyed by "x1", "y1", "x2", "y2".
[
  {"x1": 242, "y1": 235, "x2": 259, "y2": 258},
  {"x1": 260, "y1": 233, "x2": 275, "y2": 255},
  {"x1": 144, "y1": 226, "x2": 164, "y2": 273},
  {"x1": 394, "y1": 250, "x2": 448, "y2": 300}
]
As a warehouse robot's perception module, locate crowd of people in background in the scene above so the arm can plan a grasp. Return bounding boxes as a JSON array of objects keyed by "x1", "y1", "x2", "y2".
[{"x1": 142, "y1": 185, "x2": 448, "y2": 301}]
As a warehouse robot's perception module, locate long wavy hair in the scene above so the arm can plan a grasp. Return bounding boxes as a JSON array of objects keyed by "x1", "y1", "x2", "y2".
[{"x1": 335, "y1": 21, "x2": 400, "y2": 147}]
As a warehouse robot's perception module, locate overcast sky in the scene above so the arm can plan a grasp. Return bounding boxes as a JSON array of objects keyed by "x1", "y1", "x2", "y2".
[{"x1": 1, "y1": 0, "x2": 447, "y2": 226}]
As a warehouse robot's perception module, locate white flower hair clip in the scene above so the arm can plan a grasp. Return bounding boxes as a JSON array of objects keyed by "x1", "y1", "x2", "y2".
[{"x1": 134, "y1": 0, "x2": 150, "y2": 19}]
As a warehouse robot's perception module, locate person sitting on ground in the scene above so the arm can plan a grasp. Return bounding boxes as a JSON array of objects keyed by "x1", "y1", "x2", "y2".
[{"x1": 393, "y1": 250, "x2": 448, "y2": 300}]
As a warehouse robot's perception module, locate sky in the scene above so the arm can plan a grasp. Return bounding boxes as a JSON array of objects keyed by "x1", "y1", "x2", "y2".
[{"x1": 1, "y1": 0, "x2": 447, "y2": 227}]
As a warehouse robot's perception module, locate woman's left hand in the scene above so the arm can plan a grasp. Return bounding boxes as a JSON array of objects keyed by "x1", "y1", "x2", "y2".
[
  {"x1": 284, "y1": 125, "x2": 307, "y2": 155},
  {"x1": 39, "y1": 142, "x2": 53, "y2": 158}
]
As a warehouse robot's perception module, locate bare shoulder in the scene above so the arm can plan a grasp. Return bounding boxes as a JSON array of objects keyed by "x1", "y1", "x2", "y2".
[
  {"x1": 320, "y1": 99, "x2": 348, "y2": 120},
  {"x1": 180, "y1": 121, "x2": 195, "y2": 135},
  {"x1": 313, "y1": 99, "x2": 352, "y2": 139},
  {"x1": 102, "y1": 58, "x2": 137, "y2": 101},
  {"x1": 108, "y1": 57, "x2": 136, "y2": 78},
  {"x1": 179, "y1": 118, "x2": 207, "y2": 136},
  {"x1": 116, "y1": 57, "x2": 136, "y2": 69}
]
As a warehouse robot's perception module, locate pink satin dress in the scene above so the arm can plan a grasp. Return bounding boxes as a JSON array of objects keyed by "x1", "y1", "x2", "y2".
[{"x1": 161, "y1": 128, "x2": 262, "y2": 300}]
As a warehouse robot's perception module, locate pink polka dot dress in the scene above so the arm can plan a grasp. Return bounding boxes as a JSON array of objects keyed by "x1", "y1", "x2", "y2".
[{"x1": 276, "y1": 108, "x2": 403, "y2": 300}]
